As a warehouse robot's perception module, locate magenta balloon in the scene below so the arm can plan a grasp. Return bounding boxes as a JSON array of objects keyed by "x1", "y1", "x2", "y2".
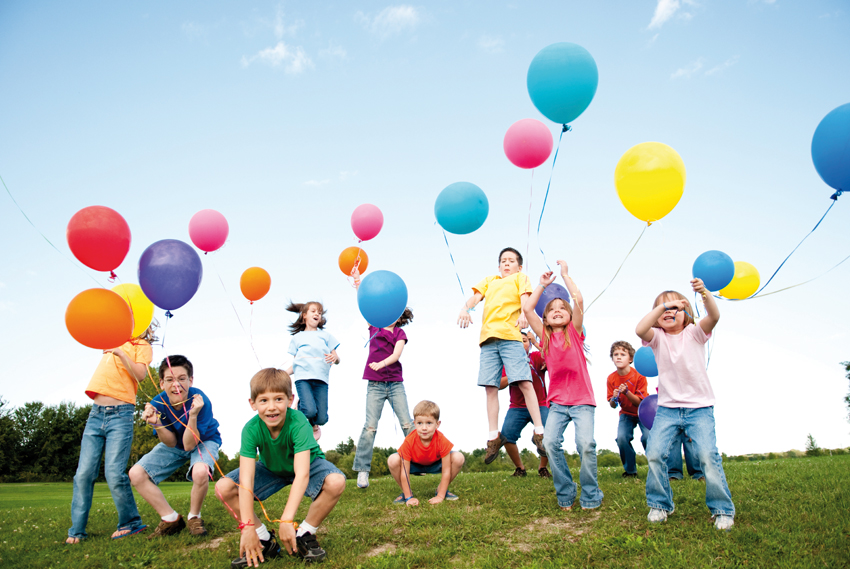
[
  {"x1": 503, "y1": 119, "x2": 554, "y2": 169},
  {"x1": 188, "y1": 209, "x2": 229, "y2": 253},
  {"x1": 351, "y1": 204, "x2": 384, "y2": 242}
]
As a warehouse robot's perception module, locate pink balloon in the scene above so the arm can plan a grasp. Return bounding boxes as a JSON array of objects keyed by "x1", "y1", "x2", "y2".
[
  {"x1": 188, "y1": 209, "x2": 229, "y2": 253},
  {"x1": 351, "y1": 204, "x2": 383, "y2": 242},
  {"x1": 503, "y1": 119, "x2": 554, "y2": 169}
]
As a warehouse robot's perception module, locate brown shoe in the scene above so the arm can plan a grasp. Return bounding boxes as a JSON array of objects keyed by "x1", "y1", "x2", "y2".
[
  {"x1": 484, "y1": 433, "x2": 507, "y2": 464},
  {"x1": 186, "y1": 516, "x2": 207, "y2": 537},
  {"x1": 538, "y1": 467, "x2": 551, "y2": 478},
  {"x1": 147, "y1": 515, "x2": 185, "y2": 539},
  {"x1": 531, "y1": 433, "x2": 547, "y2": 457}
]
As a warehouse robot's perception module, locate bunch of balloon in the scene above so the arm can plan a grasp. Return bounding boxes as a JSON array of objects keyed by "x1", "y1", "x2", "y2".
[
  {"x1": 719, "y1": 262, "x2": 760, "y2": 300},
  {"x1": 189, "y1": 209, "x2": 229, "y2": 254},
  {"x1": 240, "y1": 267, "x2": 271, "y2": 304},
  {"x1": 138, "y1": 239, "x2": 203, "y2": 317},
  {"x1": 67, "y1": 206, "x2": 131, "y2": 278},
  {"x1": 615, "y1": 142, "x2": 686, "y2": 224}
]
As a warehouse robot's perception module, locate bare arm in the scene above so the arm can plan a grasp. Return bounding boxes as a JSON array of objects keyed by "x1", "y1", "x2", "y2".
[
  {"x1": 143, "y1": 403, "x2": 178, "y2": 447},
  {"x1": 522, "y1": 272, "x2": 556, "y2": 339},
  {"x1": 181, "y1": 394, "x2": 204, "y2": 452},
  {"x1": 237, "y1": 457, "x2": 263, "y2": 565},
  {"x1": 430, "y1": 454, "x2": 453, "y2": 504},
  {"x1": 692, "y1": 278, "x2": 720, "y2": 334},
  {"x1": 399, "y1": 456, "x2": 418, "y2": 506},
  {"x1": 557, "y1": 260, "x2": 583, "y2": 334},
  {"x1": 369, "y1": 339, "x2": 406, "y2": 371},
  {"x1": 278, "y1": 451, "x2": 310, "y2": 554},
  {"x1": 458, "y1": 292, "x2": 484, "y2": 328}
]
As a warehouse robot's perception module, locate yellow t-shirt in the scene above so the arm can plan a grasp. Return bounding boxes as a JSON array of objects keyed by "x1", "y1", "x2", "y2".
[
  {"x1": 473, "y1": 272, "x2": 533, "y2": 345},
  {"x1": 85, "y1": 340, "x2": 153, "y2": 404}
]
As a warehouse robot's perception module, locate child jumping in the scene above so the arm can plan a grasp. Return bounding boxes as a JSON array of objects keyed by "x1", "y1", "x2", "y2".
[
  {"x1": 353, "y1": 308, "x2": 415, "y2": 489},
  {"x1": 458, "y1": 247, "x2": 546, "y2": 462},
  {"x1": 285, "y1": 301, "x2": 339, "y2": 441},
  {"x1": 130, "y1": 355, "x2": 221, "y2": 538},
  {"x1": 607, "y1": 341, "x2": 648, "y2": 478},
  {"x1": 66, "y1": 325, "x2": 156, "y2": 543},
  {"x1": 635, "y1": 278, "x2": 735, "y2": 530},
  {"x1": 523, "y1": 261, "x2": 603, "y2": 511}
]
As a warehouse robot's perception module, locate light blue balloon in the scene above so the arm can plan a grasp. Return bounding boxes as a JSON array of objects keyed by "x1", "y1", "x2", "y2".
[
  {"x1": 634, "y1": 346, "x2": 658, "y2": 378},
  {"x1": 527, "y1": 42, "x2": 598, "y2": 125},
  {"x1": 357, "y1": 270, "x2": 408, "y2": 328},
  {"x1": 692, "y1": 250, "x2": 735, "y2": 292},
  {"x1": 434, "y1": 182, "x2": 489, "y2": 235},
  {"x1": 811, "y1": 102, "x2": 850, "y2": 193}
]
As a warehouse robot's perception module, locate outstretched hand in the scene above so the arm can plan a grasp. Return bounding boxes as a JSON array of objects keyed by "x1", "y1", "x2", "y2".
[
  {"x1": 556, "y1": 259, "x2": 569, "y2": 278},
  {"x1": 458, "y1": 309, "x2": 473, "y2": 328},
  {"x1": 539, "y1": 271, "x2": 556, "y2": 286},
  {"x1": 691, "y1": 278, "x2": 707, "y2": 297}
]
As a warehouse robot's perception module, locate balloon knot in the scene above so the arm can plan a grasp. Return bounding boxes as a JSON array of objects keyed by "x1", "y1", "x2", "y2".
[
  {"x1": 830, "y1": 190, "x2": 843, "y2": 200},
  {"x1": 562, "y1": 124, "x2": 572, "y2": 133},
  {"x1": 646, "y1": 221, "x2": 653, "y2": 227},
  {"x1": 165, "y1": 310, "x2": 174, "y2": 319},
  {"x1": 108, "y1": 271, "x2": 117, "y2": 282},
  {"x1": 249, "y1": 301, "x2": 254, "y2": 305},
  {"x1": 204, "y1": 251, "x2": 208, "y2": 255}
]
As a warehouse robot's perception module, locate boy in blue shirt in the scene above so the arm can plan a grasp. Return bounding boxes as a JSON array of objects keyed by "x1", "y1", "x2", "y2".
[
  {"x1": 129, "y1": 355, "x2": 221, "y2": 538},
  {"x1": 215, "y1": 368, "x2": 345, "y2": 568}
]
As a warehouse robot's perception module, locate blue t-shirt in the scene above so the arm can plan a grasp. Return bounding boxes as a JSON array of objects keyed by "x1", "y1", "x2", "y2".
[
  {"x1": 287, "y1": 330, "x2": 340, "y2": 384},
  {"x1": 151, "y1": 387, "x2": 222, "y2": 451}
]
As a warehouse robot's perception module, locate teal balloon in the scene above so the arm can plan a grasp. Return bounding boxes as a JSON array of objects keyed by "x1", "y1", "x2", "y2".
[
  {"x1": 527, "y1": 42, "x2": 598, "y2": 125},
  {"x1": 434, "y1": 182, "x2": 489, "y2": 235}
]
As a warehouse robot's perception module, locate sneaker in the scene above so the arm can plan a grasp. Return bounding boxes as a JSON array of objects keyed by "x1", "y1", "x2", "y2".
[
  {"x1": 484, "y1": 433, "x2": 507, "y2": 464},
  {"x1": 147, "y1": 515, "x2": 185, "y2": 539},
  {"x1": 538, "y1": 467, "x2": 551, "y2": 478},
  {"x1": 231, "y1": 530, "x2": 282, "y2": 568},
  {"x1": 312, "y1": 425, "x2": 322, "y2": 441},
  {"x1": 622, "y1": 472, "x2": 638, "y2": 478},
  {"x1": 531, "y1": 433, "x2": 547, "y2": 457},
  {"x1": 647, "y1": 508, "x2": 669, "y2": 523},
  {"x1": 714, "y1": 515, "x2": 734, "y2": 531},
  {"x1": 296, "y1": 531, "x2": 327, "y2": 562},
  {"x1": 356, "y1": 472, "x2": 369, "y2": 489},
  {"x1": 186, "y1": 517, "x2": 207, "y2": 537},
  {"x1": 512, "y1": 467, "x2": 527, "y2": 477}
]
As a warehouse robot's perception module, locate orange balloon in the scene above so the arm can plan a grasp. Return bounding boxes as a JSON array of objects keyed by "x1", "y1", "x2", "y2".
[
  {"x1": 338, "y1": 247, "x2": 368, "y2": 276},
  {"x1": 240, "y1": 267, "x2": 271, "y2": 302},
  {"x1": 65, "y1": 289, "x2": 134, "y2": 349}
]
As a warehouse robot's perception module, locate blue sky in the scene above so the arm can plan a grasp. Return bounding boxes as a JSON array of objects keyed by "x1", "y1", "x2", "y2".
[{"x1": 1, "y1": 1, "x2": 849, "y2": 458}]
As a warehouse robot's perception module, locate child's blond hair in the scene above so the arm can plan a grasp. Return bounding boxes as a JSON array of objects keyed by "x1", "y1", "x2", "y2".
[
  {"x1": 412, "y1": 400, "x2": 440, "y2": 421},
  {"x1": 652, "y1": 291, "x2": 695, "y2": 328},
  {"x1": 250, "y1": 368, "x2": 292, "y2": 400}
]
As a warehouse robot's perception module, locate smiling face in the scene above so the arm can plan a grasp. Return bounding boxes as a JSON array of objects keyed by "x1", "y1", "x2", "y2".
[
  {"x1": 655, "y1": 293, "x2": 687, "y2": 333},
  {"x1": 414, "y1": 414, "x2": 440, "y2": 444},
  {"x1": 543, "y1": 298, "x2": 572, "y2": 330},
  {"x1": 160, "y1": 365, "x2": 193, "y2": 405},
  {"x1": 499, "y1": 251, "x2": 522, "y2": 277},
  {"x1": 304, "y1": 303, "x2": 323, "y2": 330},
  {"x1": 250, "y1": 390, "x2": 292, "y2": 435}
]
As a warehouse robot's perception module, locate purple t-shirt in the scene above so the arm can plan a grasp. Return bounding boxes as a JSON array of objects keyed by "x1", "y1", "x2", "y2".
[{"x1": 363, "y1": 325, "x2": 408, "y2": 382}]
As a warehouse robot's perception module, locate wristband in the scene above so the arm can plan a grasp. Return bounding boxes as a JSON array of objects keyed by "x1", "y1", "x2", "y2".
[
  {"x1": 663, "y1": 303, "x2": 669, "y2": 310},
  {"x1": 238, "y1": 520, "x2": 255, "y2": 530}
]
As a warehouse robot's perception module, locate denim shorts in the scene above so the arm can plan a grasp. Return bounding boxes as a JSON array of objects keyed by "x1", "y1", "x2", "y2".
[
  {"x1": 502, "y1": 406, "x2": 549, "y2": 444},
  {"x1": 136, "y1": 441, "x2": 221, "y2": 484},
  {"x1": 477, "y1": 339, "x2": 532, "y2": 387},
  {"x1": 408, "y1": 451, "x2": 458, "y2": 474},
  {"x1": 225, "y1": 457, "x2": 343, "y2": 501}
]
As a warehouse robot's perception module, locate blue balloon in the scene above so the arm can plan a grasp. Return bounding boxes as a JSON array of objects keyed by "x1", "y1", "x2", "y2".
[
  {"x1": 634, "y1": 346, "x2": 658, "y2": 378},
  {"x1": 812, "y1": 103, "x2": 850, "y2": 193},
  {"x1": 638, "y1": 394, "x2": 658, "y2": 430},
  {"x1": 534, "y1": 283, "x2": 571, "y2": 318},
  {"x1": 434, "y1": 182, "x2": 489, "y2": 235},
  {"x1": 527, "y1": 42, "x2": 598, "y2": 125},
  {"x1": 692, "y1": 250, "x2": 735, "y2": 292},
  {"x1": 358, "y1": 270, "x2": 408, "y2": 328},
  {"x1": 138, "y1": 239, "x2": 203, "y2": 311}
]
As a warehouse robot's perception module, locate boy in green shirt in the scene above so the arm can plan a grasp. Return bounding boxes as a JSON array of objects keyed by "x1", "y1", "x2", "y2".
[{"x1": 215, "y1": 368, "x2": 345, "y2": 567}]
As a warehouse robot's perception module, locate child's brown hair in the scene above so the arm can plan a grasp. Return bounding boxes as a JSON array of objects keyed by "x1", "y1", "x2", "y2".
[
  {"x1": 286, "y1": 301, "x2": 327, "y2": 334},
  {"x1": 412, "y1": 400, "x2": 440, "y2": 421},
  {"x1": 394, "y1": 308, "x2": 414, "y2": 327},
  {"x1": 250, "y1": 368, "x2": 292, "y2": 400},
  {"x1": 609, "y1": 341, "x2": 635, "y2": 360},
  {"x1": 652, "y1": 291, "x2": 695, "y2": 328}
]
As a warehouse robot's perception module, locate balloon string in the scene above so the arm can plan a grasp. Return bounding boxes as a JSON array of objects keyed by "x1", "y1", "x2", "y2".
[
  {"x1": 584, "y1": 223, "x2": 648, "y2": 313},
  {"x1": 436, "y1": 223, "x2": 471, "y2": 307},
  {"x1": 209, "y1": 255, "x2": 262, "y2": 368},
  {"x1": 526, "y1": 169, "x2": 534, "y2": 275},
  {"x1": 0, "y1": 173, "x2": 105, "y2": 289},
  {"x1": 536, "y1": 124, "x2": 571, "y2": 272},
  {"x1": 347, "y1": 245, "x2": 364, "y2": 289}
]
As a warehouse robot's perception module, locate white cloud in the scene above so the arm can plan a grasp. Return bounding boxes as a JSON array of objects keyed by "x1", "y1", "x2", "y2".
[
  {"x1": 356, "y1": 5, "x2": 421, "y2": 39},
  {"x1": 670, "y1": 57, "x2": 704, "y2": 79},
  {"x1": 319, "y1": 42, "x2": 348, "y2": 60},
  {"x1": 705, "y1": 55, "x2": 740, "y2": 76},
  {"x1": 241, "y1": 41, "x2": 314, "y2": 73},
  {"x1": 305, "y1": 179, "x2": 330, "y2": 187},
  {"x1": 478, "y1": 34, "x2": 504, "y2": 54},
  {"x1": 648, "y1": 0, "x2": 681, "y2": 29}
]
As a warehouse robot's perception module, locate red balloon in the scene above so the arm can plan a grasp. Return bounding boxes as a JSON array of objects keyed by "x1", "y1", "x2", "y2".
[{"x1": 67, "y1": 206, "x2": 131, "y2": 272}]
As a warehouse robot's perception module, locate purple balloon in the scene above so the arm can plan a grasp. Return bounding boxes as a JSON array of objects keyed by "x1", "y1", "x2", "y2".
[
  {"x1": 138, "y1": 239, "x2": 203, "y2": 311},
  {"x1": 534, "y1": 283, "x2": 571, "y2": 318},
  {"x1": 638, "y1": 394, "x2": 658, "y2": 430}
]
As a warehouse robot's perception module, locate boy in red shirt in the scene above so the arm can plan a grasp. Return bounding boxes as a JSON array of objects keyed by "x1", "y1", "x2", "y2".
[
  {"x1": 607, "y1": 341, "x2": 648, "y2": 479},
  {"x1": 387, "y1": 400, "x2": 465, "y2": 505}
]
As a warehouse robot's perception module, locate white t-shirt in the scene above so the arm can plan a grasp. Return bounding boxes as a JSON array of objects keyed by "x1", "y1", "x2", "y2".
[
  {"x1": 644, "y1": 324, "x2": 715, "y2": 408},
  {"x1": 287, "y1": 330, "x2": 340, "y2": 384}
]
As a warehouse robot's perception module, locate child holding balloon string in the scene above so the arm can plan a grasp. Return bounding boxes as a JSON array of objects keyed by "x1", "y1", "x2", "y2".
[
  {"x1": 284, "y1": 301, "x2": 340, "y2": 441},
  {"x1": 522, "y1": 260, "x2": 603, "y2": 511},
  {"x1": 66, "y1": 324, "x2": 158, "y2": 544},
  {"x1": 635, "y1": 278, "x2": 735, "y2": 531}
]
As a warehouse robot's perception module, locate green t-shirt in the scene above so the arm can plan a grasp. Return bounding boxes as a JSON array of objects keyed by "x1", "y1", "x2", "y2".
[{"x1": 239, "y1": 409, "x2": 325, "y2": 476}]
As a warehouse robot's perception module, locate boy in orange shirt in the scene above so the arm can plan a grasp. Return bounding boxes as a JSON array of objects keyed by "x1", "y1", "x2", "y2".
[
  {"x1": 387, "y1": 400, "x2": 465, "y2": 505},
  {"x1": 607, "y1": 341, "x2": 648, "y2": 479}
]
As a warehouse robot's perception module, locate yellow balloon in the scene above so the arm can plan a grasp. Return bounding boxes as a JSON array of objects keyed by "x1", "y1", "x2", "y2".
[
  {"x1": 614, "y1": 142, "x2": 686, "y2": 223},
  {"x1": 112, "y1": 283, "x2": 154, "y2": 338},
  {"x1": 718, "y1": 262, "x2": 760, "y2": 300}
]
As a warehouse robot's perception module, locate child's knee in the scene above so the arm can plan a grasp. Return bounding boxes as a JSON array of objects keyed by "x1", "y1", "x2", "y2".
[
  {"x1": 191, "y1": 463, "x2": 211, "y2": 485},
  {"x1": 128, "y1": 465, "x2": 148, "y2": 487},
  {"x1": 452, "y1": 452, "x2": 466, "y2": 468},
  {"x1": 214, "y1": 477, "x2": 236, "y2": 500},
  {"x1": 387, "y1": 453, "x2": 400, "y2": 470},
  {"x1": 323, "y1": 473, "x2": 346, "y2": 497}
]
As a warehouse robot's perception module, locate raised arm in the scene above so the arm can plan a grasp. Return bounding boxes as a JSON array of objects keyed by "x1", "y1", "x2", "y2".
[
  {"x1": 557, "y1": 260, "x2": 583, "y2": 334},
  {"x1": 523, "y1": 272, "x2": 556, "y2": 340},
  {"x1": 457, "y1": 292, "x2": 484, "y2": 328},
  {"x1": 636, "y1": 298, "x2": 687, "y2": 342},
  {"x1": 692, "y1": 278, "x2": 719, "y2": 334}
]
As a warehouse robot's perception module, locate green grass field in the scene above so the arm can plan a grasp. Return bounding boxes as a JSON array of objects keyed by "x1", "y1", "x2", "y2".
[{"x1": 1, "y1": 455, "x2": 848, "y2": 568}]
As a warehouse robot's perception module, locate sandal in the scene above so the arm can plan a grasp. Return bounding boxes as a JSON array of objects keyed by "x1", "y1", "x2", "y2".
[{"x1": 111, "y1": 525, "x2": 147, "y2": 540}]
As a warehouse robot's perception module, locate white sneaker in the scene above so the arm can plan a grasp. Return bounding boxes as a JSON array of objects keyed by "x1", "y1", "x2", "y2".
[
  {"x1": 356, "y1": 471, "x2": 369, "y2": 489},
  {"x1": 647, "y1": 508, "x2": 668, "y2": 523},
  {"x1": 714, "y1": 515, "x2": 734, "y2": 531}
]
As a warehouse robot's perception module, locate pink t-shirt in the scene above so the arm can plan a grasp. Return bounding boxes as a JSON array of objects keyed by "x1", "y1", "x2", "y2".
[
  {"x1": 543, "y1": 325, "x2": 595, "y2": 407},
  {"x1": 644, "y1": 324, "x2": 714, "y2": 408}
]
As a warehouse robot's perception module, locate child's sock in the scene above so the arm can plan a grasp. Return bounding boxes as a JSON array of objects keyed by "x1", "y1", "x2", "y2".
[
  {"x1": 488, "y1": 430, "x2": 499, "y2": 440},
  {"x1": 256, "y1": 523, "x2": 271, "y2": 541},
  {"x1": 161, "y1": 511, "x2": 179, "y2": 522},
  {"x1": 297, "y1": 521, "x2": 318, "y2": 537},
  {"x1": 534, "y1": 426, "x2": 545, "y2": 435},
  {"x1": 188, "y1": 512, "x2": 200, "y2": 520}
]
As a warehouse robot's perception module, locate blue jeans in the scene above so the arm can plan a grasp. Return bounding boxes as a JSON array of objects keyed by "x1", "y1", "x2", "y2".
[
  {"x1": 69, "y1": 404, "x2": 144, "y2": 539},
  {"x1": 543, "y1": 404, "x2": 603, "y2": 509},
  {"x1": 646, "y1": 406, "x2": 735, "y2": 517},
  {"x1": 477, "y1": 339, "x2": 531, "y2": 387},
  {"x1": 617, "y1": 414, "x2": 649, "y2": 475},
  {"x1": 226, "y1": 458, "x2": 344, "y2": 501},
  {"x1": 136, "y1": 440, "x2": 221, "y2": 484},
  {"x1": 667, "y1": 431, "x2": 704, "y2": 480},
  {"x1": 353, "y1": 381, "x2": 413, "y2": 472},
  {"x1": 502, "y1": 406, "x2": 549, "y2": 444},
  {"x1": 296, "y1": 379, "x2": 328, "y2": 426}
]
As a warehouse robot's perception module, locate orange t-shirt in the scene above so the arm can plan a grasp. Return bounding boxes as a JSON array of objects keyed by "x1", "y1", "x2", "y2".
[
  {"x1": 397, "y1": 430, "x2": 454, "y2": 466},
  {"x1": 85, "y1": 340, "x2": 153, "y2": 404},
  {"x1": 606, "y1": 367, "x2": 647, "y2": 417}
]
